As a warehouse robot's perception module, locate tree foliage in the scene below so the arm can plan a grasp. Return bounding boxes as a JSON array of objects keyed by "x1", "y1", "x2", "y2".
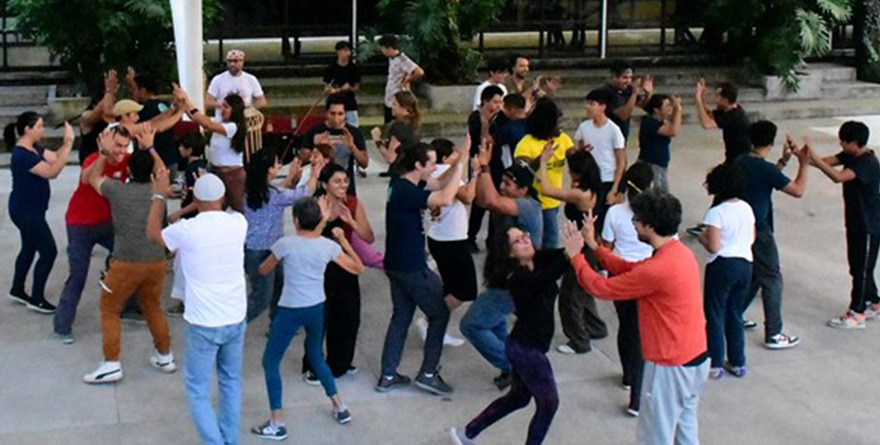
[
  {"x1": 704, "y1": 0, "x2": 852, "y2": 90},
  {"x1": 10, "y1": 0, "x2": 222, "y2": 95}
]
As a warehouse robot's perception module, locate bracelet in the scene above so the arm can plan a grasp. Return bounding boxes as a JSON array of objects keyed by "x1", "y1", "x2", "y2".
[
  {"x1": 189, "y1": 108, "x2": 199, "y2": 115},
  {"x1": 151, "y1": 193, "x2": 166, "y2": 201}
]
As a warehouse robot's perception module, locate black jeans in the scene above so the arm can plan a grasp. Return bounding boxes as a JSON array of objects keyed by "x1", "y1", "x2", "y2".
[
  {"x1": 846, "y1": 230, "x2": 880, "y2": 313},
  {"x1": 559, "y1": 266, "x2": 608, "y2": 351},
  {"x1": 742, "y1": 230, "x2": 784, "y2": 341},
  {"x1": 614, "y1": 300, "x2": 643, "y2": 411},
  {"x1": 10, "y1": 212, "x2": 57, "y2": 301},
  {"x1": 303, "y1": 264, "x2": 361, "y2": 377}
]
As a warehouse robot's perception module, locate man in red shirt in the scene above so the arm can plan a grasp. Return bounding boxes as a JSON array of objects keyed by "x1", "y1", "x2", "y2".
[
  {"x1": 562, "y1": 190, "x2": 709, "y2": 445},
  {"x1": 53, "y1": 127, "x2": 133, "y2": 344}
]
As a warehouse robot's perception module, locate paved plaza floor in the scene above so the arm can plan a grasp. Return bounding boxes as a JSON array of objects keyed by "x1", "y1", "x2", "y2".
[{"x1": 1, "y1": 117, "x2": 879, "y2": 445}]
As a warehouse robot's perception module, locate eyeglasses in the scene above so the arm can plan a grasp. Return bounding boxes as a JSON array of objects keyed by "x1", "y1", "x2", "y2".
[
  {"x1": 511, "y1": 233, "x2": 531, "y2": 246},
  {"x1": 227, "y1": 59, "x2": 244, "y2": 63}
]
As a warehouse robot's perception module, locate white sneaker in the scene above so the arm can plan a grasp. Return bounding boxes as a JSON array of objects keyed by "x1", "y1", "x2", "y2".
[
  {"x1": 417, "y1": 317, "x2": 465, "y2": 347},
  {"x1": 84, "y1": 361, "x2": 123, "y2": 384},
  {"x1": 149, "y1": 351, "x2": 177, "y2": 373}
]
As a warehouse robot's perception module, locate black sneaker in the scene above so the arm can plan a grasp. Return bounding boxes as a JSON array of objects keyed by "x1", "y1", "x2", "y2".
[
  {"x1": 743, "y1": 320, "x2": 758, "y2": 330},
  {"x1": 375, "y1": 373, "x2": 411, "y2": 393},
  {"x1": 345, "y1": 366, "x2": 358, "y2": 376},
  {"x1": 303, "y1": 371, "x2": 321, "y2": 386},
  {"x1": 7, "y1": 290, "x2": 31, "y2": 306},
  {"x1": 493, "y1": 372, "x2": 512, "y2": 391},
  {"x1": 415, "y1": 372, "x2": 453, "y2": 395},
  {"x1": 26, "y1": 298, "x2": 56, "y2": 314},
  {"x1": 333, "y1": 404, "x2": 352, "y2": 424},
  {"x1": 251, "y1": 420, "x2": 288, "y2": 440},
  {"x1": 378, "y1": 171, "x2": 392, "y2": 178}
]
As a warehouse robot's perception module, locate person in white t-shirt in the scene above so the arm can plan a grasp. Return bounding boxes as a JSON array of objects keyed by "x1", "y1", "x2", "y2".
[
  {"x1": 697, "y1": 163, "x2": 755, "y2": 380},
  {"x1": 422, "y1": 139, "x2": 478, "y2": 347},
  {"x1": 175, "y1": 84, "x2": 248, "y2": 212},
  {"x1": 251, "y1": 197, "x2": 364, "y2": 440},
  {"x1": 472, "y1": 58, "x2": 509, "y2": 111},
  {"x1": 205, "y1": 49, "x2": 266, "y2": 118},
  {"x1": 145, "y1": 172, "x2": 248, "y2": 445},
  {"x1": 600, "y1": 162, "x2": 655, "y2": 417},
  {"x1": 574, "y1": 88, "x2": 627, "y2": 233}
]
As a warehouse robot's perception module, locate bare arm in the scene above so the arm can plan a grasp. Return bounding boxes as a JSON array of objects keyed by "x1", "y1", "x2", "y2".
[
  {"x1": 259, "y1": 254, "x2": 280, "y2": 275},
  {"x1": 331, "y1": 228, "x2": 365, "y2": 275},
  {"x1": 204, "y1": 93, "x2": 219, "y2": 110},
  {"x1": 146, "y1": 168, "x2": 170, "y2": 248},
  {"x1": 252, "y1": 95, "x2": 268, "y2": 110},
  {"x1": 29, "y1": 122, "x2": 74, "y2": 180},
  {"x1": 614, "y1": 84, "x2": 640, "y2": 122},
  {"x1": 427, "y1": 163, "x2": 463, "y2": 208},
  {"x1": 657, "y1": 97, "x2": 683, "y2": 137},
  {"x1": 697, "y1": 226, "x2": 722, "y2": 254},
  {"x1": 476, "y1": 169, "x2": 519, "y2": 214},
  {"x1": 810, "y1": 150, "x2": 856, "y2": 184},
  {"x1": 694, "y1": 79, "x2": 717, "y2": 130},
  {"x1": 782, "y1": 144, "x2": 810, "y2": 197},
  {"x1": 608, "y1": 149, "x2": 627, "y2": 200}
]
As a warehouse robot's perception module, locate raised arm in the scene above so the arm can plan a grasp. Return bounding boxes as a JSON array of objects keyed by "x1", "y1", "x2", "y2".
[
  {"x1": 29, "y1": 122, "x2": 74, "y2": 180},
  {"x1": 176, "y1": 84, "x2": 227, "y2": 134},
  {"x1": 146, "y1": 168, "x2": 169, "y2": 248},
  {"x1": 694, "y1": 78, "x2": 717, "y2": 130},
  {"x1": 613, "y1": 81, "x2": 642, "y2": 123},
  {"x1": 82, "y1": 70, "x2": 118, "y2": 133},
  {"x1": 342, "y1": 127, "x2": 369, "y2": 169},
  {"x1": 657, "y1": 95, "x2": 683, "y2": 137},
  {"x1": 475, "y1": 143, "x2": 519, "y2": 215},
  {"x1": 781, "y1": 142, "x2": 810, "y2": 197},
  {"x1": 809, "y1": 144, "x2": 855, "y2": 184},
  {"x1": 337, "y1": 199, "x2": 375, "y2": 244},
  {"x1": 427, "y1": 161, "x2": 463, "y2": 208},
  {"x1": 537, "y1": 141, "x2": 594, "y2": 205}
]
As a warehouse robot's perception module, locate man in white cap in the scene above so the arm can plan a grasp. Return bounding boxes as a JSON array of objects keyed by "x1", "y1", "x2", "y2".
[
  {"x1": 146, "y1": 171, "x2": 248, "y2": 445},
  {"x1": 111, "y1": 99, "x2": 184, "y2": 153},
  {"x1": 206, "y1": 49, "x2": 267, "y2": 118}
]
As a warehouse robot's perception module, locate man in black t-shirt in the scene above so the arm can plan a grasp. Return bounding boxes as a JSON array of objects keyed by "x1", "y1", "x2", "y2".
[
  {"x1": 810, "y1": 121, "x2": 880, "y2": 329},
  {"x1": 126, "y1": 68, "x2": 179, "y2": 173},
  {"x1": 302, "y1": 94, "x2": 368, "y2": 195},
  {"x1": 695, "y1": 79, "x2": 752, "y2": 163},
  {"x1": 599, "y1": 60, "x2": 654, "y2": 141},
  {"x1": 324, "y1": 41, "x2": 362, "y2": 127}
]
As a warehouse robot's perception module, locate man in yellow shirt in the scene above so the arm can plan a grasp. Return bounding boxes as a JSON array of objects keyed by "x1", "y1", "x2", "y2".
[{"x1": 514, "y1": 98, "x2": 573, "y2": 248}]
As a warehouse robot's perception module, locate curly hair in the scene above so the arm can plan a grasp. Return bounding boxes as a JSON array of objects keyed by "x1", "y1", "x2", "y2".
[{"x1": 630, "y1": 190, "x2": 682, "y2": 237}]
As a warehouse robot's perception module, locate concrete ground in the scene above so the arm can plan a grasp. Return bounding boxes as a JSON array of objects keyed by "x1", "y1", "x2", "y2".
[{"x1": 1, "y1": 116, "x2": 879, "y2": 445}]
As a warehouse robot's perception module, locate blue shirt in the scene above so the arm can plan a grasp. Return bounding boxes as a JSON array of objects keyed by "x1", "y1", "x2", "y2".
[
  {"x1": 638, "y1": 116, "x2": 671, "y2": 168},
  {"x1": 384, "y1": 176, "x2": 430, "y2": 272},
  {"x1": 244, "y1": 186, "x2": 310, "y2": 250},
  {"x1": 735, "y1": 154, "x2": 790, "y2": 233},
  {"x1": 9, "y1": 145, "x2": 50, "y2": 219}
]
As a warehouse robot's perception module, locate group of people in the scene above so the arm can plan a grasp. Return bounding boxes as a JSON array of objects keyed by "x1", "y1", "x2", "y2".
[{"x1": 5, "y1": 35, "x2": 880, "y2": 445}]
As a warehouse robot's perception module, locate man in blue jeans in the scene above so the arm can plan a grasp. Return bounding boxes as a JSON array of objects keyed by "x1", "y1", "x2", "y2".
[
  {"x1": 147, "y1": 172, "x2": 248, "y2": 445},
  {"x1": 462, "y1": 161, "x2": 543, "y2": 390}
]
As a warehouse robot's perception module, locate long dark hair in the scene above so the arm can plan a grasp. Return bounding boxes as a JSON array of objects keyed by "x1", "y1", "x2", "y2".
[
  {"x1": 245, "y1": 146, "x2": 278, "y2": 211},
  {"x1": 483, "y1": 226, "x2": 520, "y2": 289},
  {"x1": 525, "y1": 97, "x2": 561, "y2": 141},
  {"x1": 622, "y1": 162, "x2": 654, "y2": 201},
  {"x1": 566, "y1": 150, "x2": 603, "y2": 201},
  {"x1": 391, "y1": 142, "x2": 432, "y2": 176},
  {"x1": 224, "y1": 94, "x2": 247, "y2": 154},
  {"x1": 4, "y1": 111, "x2": 41, "y2": 149}
]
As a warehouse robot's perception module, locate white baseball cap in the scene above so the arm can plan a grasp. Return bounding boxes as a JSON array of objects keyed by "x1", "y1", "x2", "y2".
[{"x1": 193, "y1": 173, "x2": 226, "y2": 202}]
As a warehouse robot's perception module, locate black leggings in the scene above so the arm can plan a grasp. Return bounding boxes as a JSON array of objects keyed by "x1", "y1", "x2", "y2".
[
  {"x1": 303, "y1": 263, "x2": 361, "y2": 377},
  {"x1": 10, "y1": 213, "x2": 58, "y2": 301},
  {"x1": 428, "y1": 238, "x2": 478, "y2": 302}
]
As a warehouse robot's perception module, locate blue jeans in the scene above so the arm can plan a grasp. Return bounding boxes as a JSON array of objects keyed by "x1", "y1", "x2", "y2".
[
  {"x1": 264, "y1": 304, "x2": 337, "y2": 410},
  {"x1": 743, "y1": 231, "x2": 784, "y2": 341},
  {"x1": 244, "y1": 249, "x2": 283, "y2": 323},
  {"x1": 10, "y1": 212, "x2": 57, "y2": 301},
  {"x1": 541, "y1": 207, "x2": 560, "y2": 249},
  {"x1": 185, "y1": 321, "x2": 246, "y2": 445},
  {"x1": 381, "y1": 268, "x2": 449, "y2": 376},
  {"x1": 704, "y1": 257, "x2": 751, "y2": 368},
  {"x1": 345, "y1": 110, "x2": 359, "y2": 127},
  {"x1": 460, "y1": 288, "x2": 514, "y2": 373},
  {"x1": 54, "y1": 223, "x2": 114, "y2": 335}
]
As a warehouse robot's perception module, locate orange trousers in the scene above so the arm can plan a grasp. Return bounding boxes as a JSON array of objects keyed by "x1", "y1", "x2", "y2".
[{"x1": 99, "y1": 260, "x2": 171, "y2": 361}]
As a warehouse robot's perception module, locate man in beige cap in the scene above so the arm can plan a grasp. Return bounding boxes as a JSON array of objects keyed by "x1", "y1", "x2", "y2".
[
  {"x1": 206, "y1": 49, "x2": 267, "y2": 118},
  {"x1": 111, "y1": 99, "x2": 184, "y2": 152},
  {"x1": 146, "y1": 171, "x2": 248, "y2": 445}
]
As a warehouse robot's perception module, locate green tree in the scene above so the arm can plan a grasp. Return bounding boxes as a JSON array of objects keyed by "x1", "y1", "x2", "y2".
[
  {"x1": 362, "y1": 0, "x2": 506, "y2": 84},
  {"x1": 704, "y1": 0, "x2": 852, "y2": 89},
  {"x1": 10, "y1": 0, "x2": 221, "y2": 95},
  {"x1": 854, "y1": 0, "x2": 880, "y2": 81}
]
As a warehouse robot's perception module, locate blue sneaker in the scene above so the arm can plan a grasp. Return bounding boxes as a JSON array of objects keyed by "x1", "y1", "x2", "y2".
[{"x1": 251, "y1": 420, "x2": 287, "y2": 441}]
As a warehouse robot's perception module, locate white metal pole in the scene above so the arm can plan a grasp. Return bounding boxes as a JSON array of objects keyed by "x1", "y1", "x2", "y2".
[
  {"x1": 170, "y1": 0, "x2": 204, "y2": 112},
  {"x1": 600, "y1": 0, "x2": 608, "y2": 59}
]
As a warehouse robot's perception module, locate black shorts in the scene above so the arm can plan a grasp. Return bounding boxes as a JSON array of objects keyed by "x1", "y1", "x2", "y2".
[{"x1": 427, "y1": 238, "x2": 478, "y2": 302}]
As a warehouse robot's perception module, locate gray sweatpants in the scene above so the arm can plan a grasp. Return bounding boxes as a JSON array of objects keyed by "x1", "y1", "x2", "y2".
[{"x1": 637, "y1": 359, "x2": 710, "y2": 445}]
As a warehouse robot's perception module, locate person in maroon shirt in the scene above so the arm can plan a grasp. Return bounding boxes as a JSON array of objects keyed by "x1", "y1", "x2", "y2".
[{"x1": 53, "y1": 126, "x2": 133, "y2": 344}]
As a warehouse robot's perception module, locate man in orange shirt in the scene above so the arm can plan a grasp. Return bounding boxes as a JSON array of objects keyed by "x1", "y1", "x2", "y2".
[{"x1": 562, "y1": 190, "x2": 709, "y2": 445}]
